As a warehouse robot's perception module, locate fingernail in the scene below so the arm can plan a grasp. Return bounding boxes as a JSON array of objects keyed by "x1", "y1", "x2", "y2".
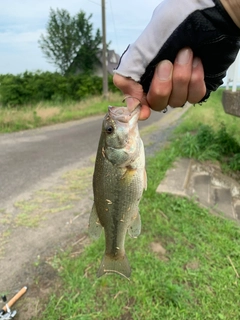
[
  {"x1": 192, "y1": 57, "x2": 200, "y2": 68},
  {"x1": 176, "y1": 48, "x2": 191, "y2": 65},
  {"x1": 157, "y1": 60, "x2": 172, "y2": 80}
]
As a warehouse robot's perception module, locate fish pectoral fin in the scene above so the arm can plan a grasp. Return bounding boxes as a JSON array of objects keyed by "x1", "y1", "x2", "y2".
[
  {"x1": 89, "y1": 203, "x2": 102, "y2": 239},
  {"x1": 120, "y1": 167, "x2": 137, "y2": 185},
  {"x1": 97, "y1": 254, "x2": 131, "y2": 279},
  {"x1": 128, "y1": 211, "x2": 141, "y2": 238}
]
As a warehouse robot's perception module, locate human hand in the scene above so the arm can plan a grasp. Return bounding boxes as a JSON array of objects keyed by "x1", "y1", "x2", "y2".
[
  {"x1": 114, "y1": 0, "x2": 240, "y2": 120},
  {"x1": 113, "y1": 48, "x2": 206, "y2": 120}
]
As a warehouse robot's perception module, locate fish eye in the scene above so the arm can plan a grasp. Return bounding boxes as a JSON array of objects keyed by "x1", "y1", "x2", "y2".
[{"x1": 105, "y1": 125, "x2": 114, "y2": 134}]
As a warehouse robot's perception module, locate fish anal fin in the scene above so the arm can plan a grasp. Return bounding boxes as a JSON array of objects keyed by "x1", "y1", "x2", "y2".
[
  {"x1": 89, "y1": 203, "x2": 102, "y2": 239},
  {"x1": 144, "y1": 168, "x2": 147, "y2": 190},
  {"x1": 128, "y1": 211, "x2": 141, "y2": 238},
  {"x1": 97, "y1": 254, "x2": 131, "y2": 279}
]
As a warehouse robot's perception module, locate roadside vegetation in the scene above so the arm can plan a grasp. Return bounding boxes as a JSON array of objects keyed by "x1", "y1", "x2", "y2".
[
  {"x1": 0, "y1": 72, "x2": 119, "y2": 108},
  {"x1": 173, "y1": 89, "x2": 240, "y2": 174},
  {"x1": 32, "y1": 88, "x2": 240, "y2": 319},
  {"x1": 0, "y1": 91, "x2": 122, "y2": 133}
]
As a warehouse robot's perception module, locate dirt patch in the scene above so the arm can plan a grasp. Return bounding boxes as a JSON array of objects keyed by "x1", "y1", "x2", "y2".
[
  {"x1": 0, "y1": 161, "x2": 93, "y2": 320},
  {"x1": 36, "y1": 107, "x2": 60, "y2": 121},
  {"x1": 15, "y1": 233, "x2": 90, "y2": 320},
  {"x1": 150, "y1": 241, "x2": 169, "y2": 262},
  {"x1": 15, "y1": 261, "x2": 60, "y2": 320},
  {"x1": 184, "y1": 260, "x2": 200, "y2": 270}
]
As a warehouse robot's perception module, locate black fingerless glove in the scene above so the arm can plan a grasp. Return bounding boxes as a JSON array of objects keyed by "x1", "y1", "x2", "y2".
[{"x1": 115, "y1": 0, "x2": 240, "y2": 102}]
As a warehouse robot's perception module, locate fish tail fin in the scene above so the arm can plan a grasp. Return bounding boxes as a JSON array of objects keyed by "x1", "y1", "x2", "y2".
[{"x1": 97, "y1": 254, "x2": 131, "y2": 279}]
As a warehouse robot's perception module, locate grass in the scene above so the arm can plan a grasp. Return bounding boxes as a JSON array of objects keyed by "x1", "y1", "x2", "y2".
[
  {"x1": 0, "y1": 92, "x2": 123, "y2": 133},
  {"x1": 172, "y1": 89, "x2": 240, "y2": 174},
  {"x1": 174, "y1": 124, "x2": 240, "y2": 173},
  {"x1": 175, "y1": 88, "x2": 240, "y2": 142},
  {"x1": 35, "y1": 139, "x2": 240, "y2": 318}
]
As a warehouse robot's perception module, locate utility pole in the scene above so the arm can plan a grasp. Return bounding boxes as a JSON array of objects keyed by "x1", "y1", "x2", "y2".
[{"x1": 101, "y1": 0, "x2": 108, "y2": 99}]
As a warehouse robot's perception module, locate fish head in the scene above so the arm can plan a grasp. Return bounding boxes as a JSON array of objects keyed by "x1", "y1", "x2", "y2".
[
  {"x1": 102, "y1": 105, "x2": 141, "y2": 165},
  {"x1": 103, "y1": 105, "x2": 140, "y2": 148}
]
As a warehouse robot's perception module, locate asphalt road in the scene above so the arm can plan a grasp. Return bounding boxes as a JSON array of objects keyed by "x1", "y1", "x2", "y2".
[{"x1": 0, "y1": 111, "x2": 164, "y2": 208}]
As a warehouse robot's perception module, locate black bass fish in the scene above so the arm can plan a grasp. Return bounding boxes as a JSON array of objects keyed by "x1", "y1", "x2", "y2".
[{"x1": 89, "y1": 105, "x2": 147, "y2": 279}]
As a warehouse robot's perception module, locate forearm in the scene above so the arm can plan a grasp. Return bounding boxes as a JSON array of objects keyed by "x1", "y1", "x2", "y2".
[{"x1": 220, "y1": 0, "x2": 240, "y2": 27}]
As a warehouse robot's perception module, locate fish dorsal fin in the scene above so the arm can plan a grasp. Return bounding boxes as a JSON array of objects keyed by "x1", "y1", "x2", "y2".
[
  {"x1": 89, "y1": 203, "x2": 102, "y2": 239},
  {"x1": 128, "y1": 211, "x2": 141, "y2": 238}
]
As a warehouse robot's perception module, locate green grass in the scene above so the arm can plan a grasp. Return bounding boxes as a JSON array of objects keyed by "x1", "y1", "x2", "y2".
[
  {"x1": 174, "y1": 124, "x2": 240, "y2": 172},
  {"x1": 35, "y1": 143, "x2": 240, "y2": 319},
  {"x1": 171, "y1": 89, "x2": 240, "y2": 173},
  {"x1": 0, "y1": 92, "x2": 123, "y2": 133},
  {"x1": 175, "y1": 89, "x2": 240, "y2": 142}
]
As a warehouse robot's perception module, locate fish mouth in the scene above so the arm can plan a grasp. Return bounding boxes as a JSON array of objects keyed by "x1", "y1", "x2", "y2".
[{"x1": 108, "y1": 105, "x2": 140, "y2": 123}]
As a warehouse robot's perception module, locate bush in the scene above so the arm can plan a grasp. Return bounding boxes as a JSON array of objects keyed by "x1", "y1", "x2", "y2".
[
  {"x1": 0, "y1": 71, "x2": 119, "y2": 107},
  {"x1": 229, "y1": 153, "x2": 240, "y2": 171},
  {"x1": 178, "y1": 124, "x2": 240, "y2": 172},
  {"x1": 215, "y1": 123, "x2": 240, "y2": 155}
]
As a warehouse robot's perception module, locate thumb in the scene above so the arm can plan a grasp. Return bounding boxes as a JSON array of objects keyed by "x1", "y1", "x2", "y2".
[{"x1": 113, "y1": 74, "x2": 151, "y2": 120}]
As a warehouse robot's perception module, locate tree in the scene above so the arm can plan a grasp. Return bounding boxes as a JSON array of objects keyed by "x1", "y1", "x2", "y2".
[{"x1": 39, "y1": 8, "x2": 102, "y2": 75}]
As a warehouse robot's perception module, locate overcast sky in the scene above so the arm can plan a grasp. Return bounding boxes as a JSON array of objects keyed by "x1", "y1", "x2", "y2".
[{"x1": 0, "y1": 0, "x2": 161, "y2": 75}]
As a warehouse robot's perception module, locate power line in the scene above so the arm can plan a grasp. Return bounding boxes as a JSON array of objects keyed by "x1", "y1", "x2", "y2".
[
  {"x1": 101, "y1": 0, "x2": 108, "y2": 99},
  {"x1": 109, "y1": 0, "x2": 119, "y2": 54},
  {"x1": 87, "y1": 0, "x2": 101, "y2": 6}
]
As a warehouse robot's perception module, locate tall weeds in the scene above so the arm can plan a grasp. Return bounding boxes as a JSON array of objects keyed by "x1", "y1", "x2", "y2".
[{"x1": 177, "y1": 123, "x2": 240, "y2": 171}]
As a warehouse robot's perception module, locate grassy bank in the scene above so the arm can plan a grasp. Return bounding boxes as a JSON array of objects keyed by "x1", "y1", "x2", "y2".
[
  {"x1": 173, "y1": 89, "x2": 240, "y2": 173},
  {"x1": 175, "y1": 89, "x2": 240, "y2": 142},
  {"x1": 0, "y1": 92, "x2": 122, "y2": 133},
  {"x1": 34, "y1": 89, "x2": 240, "y2": 319}
]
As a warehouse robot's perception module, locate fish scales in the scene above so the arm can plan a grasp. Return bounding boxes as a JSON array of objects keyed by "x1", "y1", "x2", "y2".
[{"x1": 89, "y1": 105, "x2": 147, "y2": 279}]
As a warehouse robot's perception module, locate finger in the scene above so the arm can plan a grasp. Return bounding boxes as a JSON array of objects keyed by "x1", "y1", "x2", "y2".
[
  {"x1": 168, "y1": 48, "x2": 193, "y2": 108},
  {"x1": 113, "y1": 73, "x2": 151, "y2": 120},
  {"x1": 138, "y1": 102, "x2": 151, "y2": 120},
  {"x1": 147, "y1": 60, "x2": 173, "y2": 111},
  {"x1": 187, "y1": 57, "x2": 206, "y2": 104},
  {"x1": 113, "y1": 74, "x2": 143, "y2": 109}
]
